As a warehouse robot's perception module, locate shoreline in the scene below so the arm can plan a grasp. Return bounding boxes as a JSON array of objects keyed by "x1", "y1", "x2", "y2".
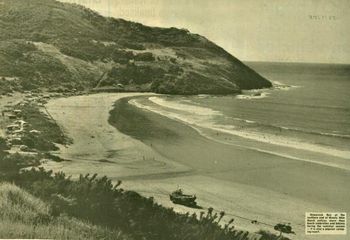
[
  {"x1": 42, "y1": 92, "x2": 350, "y2": 240},
  {"x1": 133, "y1": 96, "x2": 350, "y2": 161},
  {"x1": 111, "y1": 97, "x2": 350, "y2": 209},
  {"x1": 41, "y1": 92, "x2": 190, "y2": 180},
  {"x1": 110, "y1": 95, "x2": 350, "y2": 239}
]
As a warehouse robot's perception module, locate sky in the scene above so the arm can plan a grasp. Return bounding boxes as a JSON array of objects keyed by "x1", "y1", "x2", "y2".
[{"x1": 59, "y1": 0, "x2": 350, "y2": 64}]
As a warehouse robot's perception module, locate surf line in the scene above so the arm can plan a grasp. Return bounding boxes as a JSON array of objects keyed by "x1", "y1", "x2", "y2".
[
  {"x1": 194, "y1": 127, "x2": 350, "y2": 171},
  {"x1": 129, "y1": 99, "x2": 350, "y2": 170},
  {"x1": 129, "y1": 99, "x2": 350, "y2": 171},
  {"x1": 134, "y1": 97, "x2": 350, "y2": 160}
]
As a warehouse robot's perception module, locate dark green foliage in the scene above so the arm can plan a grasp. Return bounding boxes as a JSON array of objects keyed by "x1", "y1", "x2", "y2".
[
  {"x1": 20, "y1": 78, "x2": 39, "y2": 91},
  {"x1": 19, "y1": 104, "x2": 69, "y2": 151},
  {"x1": 0, "y1": 40, "x2": 75, "y2": 90},
  {"x1": 20, "y1": 133, "x2": 58, "y2": 152},
  {"x1": 0, "y1": 138, "x2": 8, "y2": 152},
  {"x1": 150, "y1": 71, "x2": 238, "y2": 95},
  {"x1": 57, "y1": 39, "x2": 113, "y2": 62},
  {"x1": 10, "y1": 167, "x2": 244, "y2": 240},
  {"x1": 0, "y1": 153, "x2": 40, "y2": 181},
  {"x1": 0, "y1": 0, "x2": 271, "y2": 94},
  {"x1": 107, "y1": 64, "x2": 165, "y2": 85},
  {"x1": 17, "y1": 168, "x2": 70, "y2": 199},
  {"x1": 0, "y1": 144, "x2": 279, "y2": 240},
  {"x1": 111, "y1": 49, "x2": 134, "y2": 64},
  {"x1": 42, "y1": 152, "x2": 64, "y2": 162},
  {"x1": 134, "y1": 52, "x2": 155, "y2": 62},
  {"x1": 121, "y1": 42, "x2": 145, "y2": 51},
  {"x1": 0, "y1": 145, "x2": 258, "y2": 240}
]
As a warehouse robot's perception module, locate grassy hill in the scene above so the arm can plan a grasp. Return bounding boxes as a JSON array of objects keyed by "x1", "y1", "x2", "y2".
[
  {"x1": 0, "y1": 183, "x2": 130, "y2": 239},
  {"x1": 0, "y1": 0, "x2": 271, "y2": 94}
]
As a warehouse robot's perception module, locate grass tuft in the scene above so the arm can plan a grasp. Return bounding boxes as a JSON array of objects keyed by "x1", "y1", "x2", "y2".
[{"x1": 0, "y1": 183, "x2": 130, "y2": 240}]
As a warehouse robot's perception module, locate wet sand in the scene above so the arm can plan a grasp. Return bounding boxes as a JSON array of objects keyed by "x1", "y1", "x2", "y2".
[
  {"x1": 44, "y1": 93, "x2": 350, "y2": 240},
  {"x1": 112, "y1": 98, "x2": 350, "y2": 208},
  {"x1": 111, "y1": 97, "x2": 350, "y2": 240},
  {"x1": 42, "y1": 93, "x2": 189, "y2": 179}
]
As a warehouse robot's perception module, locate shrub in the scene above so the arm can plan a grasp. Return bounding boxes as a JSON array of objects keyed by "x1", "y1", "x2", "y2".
[
  {"x1": 9, "y1": 167, "x2": 246, "y2": 240},
  {"x1": 0, "y1": 183, "x2": 130, "y2": 240},
  {"x1": 134, "y1": 52, "x2": 155, "y2": 62},
  {"x1": 21, "y1": 133, "x2": 58, "y2": 151},
  {"x1": 19, "y1": 103, "x2": 69, "y2": 150},
  {"x1": 0, "y1": 153, "x2": 40, "y2": 182},
  {"x1": 107, "y1": 65, "x2": 165, "y2": 85},
  {"x1": 111, "y1": 49, "x2": 134, "y2": 64},
  {"x1": 0, "y1": 138, "x2": 8, "y2": 152}
]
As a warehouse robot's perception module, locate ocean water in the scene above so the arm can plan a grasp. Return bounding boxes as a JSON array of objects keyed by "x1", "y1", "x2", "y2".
[{"x1": 129, "y1": 62, "x2": 350, "y2": 168}]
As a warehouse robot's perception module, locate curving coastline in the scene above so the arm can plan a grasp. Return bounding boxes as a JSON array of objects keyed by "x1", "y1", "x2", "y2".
[
  {"x1": 108, "y1": 95, "x2": 350, "y2": 239},
  {"x1": 41, "y1": 93, "x2": 190, "y2": 179},
  {"x1": 109, "y1": 96, "x2": 350, "y2": 208},
  {"x1": 41, "y1": 92, "x2": 350, "y2": 240}
]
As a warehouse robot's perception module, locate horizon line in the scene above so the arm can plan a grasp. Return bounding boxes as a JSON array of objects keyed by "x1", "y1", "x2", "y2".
[{"x1": 243, "y1": 60, "x2": 350, "y2": 65}]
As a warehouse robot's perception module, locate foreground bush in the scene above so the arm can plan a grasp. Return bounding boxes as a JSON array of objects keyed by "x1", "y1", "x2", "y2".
[
  {"x1": 0, "y1": 142, "x2": 286, "y2": 239},
  {"x1": 0, "y1": 153, "x2": 40, "y2": 181},
  {"x1": 0, "y1": 183, "x2": 130, "y2": 240},
  {"x1": 9, "y1": 167, "x2": 248, "y2": 240}
]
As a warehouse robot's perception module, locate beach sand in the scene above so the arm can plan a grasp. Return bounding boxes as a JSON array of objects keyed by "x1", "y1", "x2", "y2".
[
  {"x1": 43, "y1": 93, "x2": 350, "y2": 240},
  {"x1": 42, "y1": 93, "x2": 190, "y2": 179}
]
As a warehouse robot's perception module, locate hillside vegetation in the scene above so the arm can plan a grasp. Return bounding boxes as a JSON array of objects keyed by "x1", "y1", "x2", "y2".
[
  {"x1": 0, "y1": 136, "x2": 286, "y2": 240},
  {"x1": 0, "y1": 0, "x2": 271, "y2": 94},
  {"x1": 0, "y1": 183, "x2": 129, "y2": 239}
]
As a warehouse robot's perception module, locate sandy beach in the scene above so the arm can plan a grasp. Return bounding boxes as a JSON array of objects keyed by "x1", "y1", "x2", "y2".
[
  {"x1": 43, "y1": 93, "x2": 350, "y2": 240},
  {"x1": 42, "y1": 93, "x2": 189, "y2": 179}
]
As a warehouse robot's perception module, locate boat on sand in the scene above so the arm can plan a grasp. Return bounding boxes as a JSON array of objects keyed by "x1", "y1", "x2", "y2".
[{"x1": 169, "y1": 189, "x2": 197, "y2": 207}]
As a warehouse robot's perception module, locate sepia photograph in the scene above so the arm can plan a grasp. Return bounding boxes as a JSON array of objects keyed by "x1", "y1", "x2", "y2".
[{"x1": 0, "y1": 0, "x2": 349, "y2": 239}]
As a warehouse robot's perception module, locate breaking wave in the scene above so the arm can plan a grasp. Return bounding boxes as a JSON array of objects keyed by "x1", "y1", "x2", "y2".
[{"x1": 129, "y1": 97, "x2": 350, "y2": 161}]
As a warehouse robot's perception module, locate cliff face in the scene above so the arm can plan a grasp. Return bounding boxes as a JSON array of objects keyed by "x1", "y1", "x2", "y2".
[{"x1": 0, "y1": 0, "x2": 271, "y2": 94}]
